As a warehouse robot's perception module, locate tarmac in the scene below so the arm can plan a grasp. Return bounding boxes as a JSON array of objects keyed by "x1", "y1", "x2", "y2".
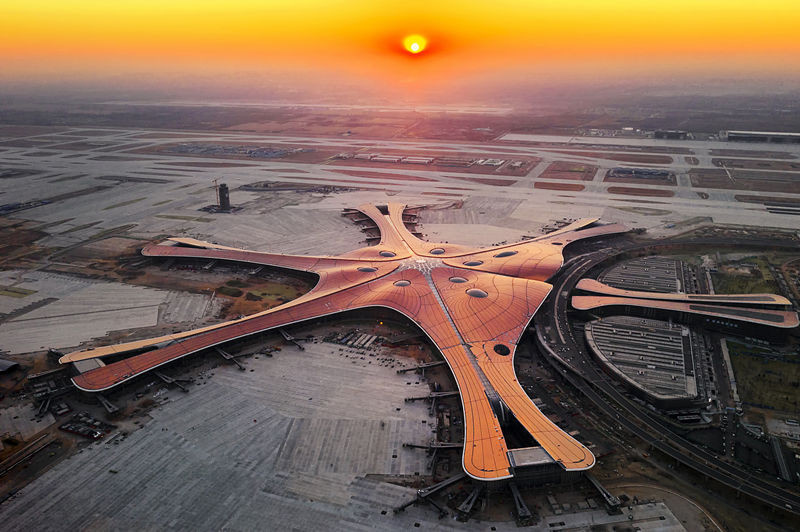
[
  {"x1": 0, "y1": 271, "x2": 212, "y2": 355},
  {"x1": 0, "y1": 340, "x2": 688, "y2": 531},
  {"x1": 1, "y1": 125, "x2": 795, "y2": 527},
  {"x1": 2, "y1": 126, "x2": 800, "y2": 245},
  {"x1": 1, "y1": 341, "x2": 446, "y2": 530}
]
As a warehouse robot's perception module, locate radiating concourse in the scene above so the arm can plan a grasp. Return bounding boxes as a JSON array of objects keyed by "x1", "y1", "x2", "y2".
[{"x1": 61, "y1": 203, "x2": 629, "y2": 480}]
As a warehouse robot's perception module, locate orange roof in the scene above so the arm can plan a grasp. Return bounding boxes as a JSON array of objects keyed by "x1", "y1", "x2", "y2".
[
  {"x1": 64, "y1": 203, "x2": 627, "y2": 479},
  {"x1": 572, "y1": 295, "x2": 799, "y2": 328},
  {"x1": 576, "y1": 278, "x2": 792, "y2": 306}
]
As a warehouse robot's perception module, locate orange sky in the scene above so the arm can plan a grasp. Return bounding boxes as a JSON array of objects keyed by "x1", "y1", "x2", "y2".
[{"x1": 2, "y1": 1, "x2": 800, "y2": 83}]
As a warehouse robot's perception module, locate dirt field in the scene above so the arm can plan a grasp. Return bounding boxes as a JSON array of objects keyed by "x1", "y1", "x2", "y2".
[
  {"x1": 60, "y1": 237, "x2": 141, "y2": 261},
  {"x1": 710, "y1": 149, "x2": 795, "y2": 159},
  {"x1": 68, "y1": 129, "x2": 125, "y2": 136},
  {"x1": 155, "y1": 161, "x2": 258, "y2": 168},
  {"x1": 327, "y1": 150, "x2": 537, "y2": 177},
  {"x1": 534, "y1": 181, "x2": 585, "y2": 191},
  {"x1": 217, "y1": 277, "x2": 311, "y2": 316},
  {"x1": 421, "y1": 191, "x2": 463, "y2": 197},
  {"x1": 133, "y1": 132, "x2": 224, "y2": 139},
  {"x1": 711, "y1": 266, "x2": 778, "y2": 295},
  {"x1": 225, "y1": 110, "x2": 415, "y2": 138},
  {"x1": 713, "y1": 158, "x2": 800, "y2": 171},
  {"x1": 782, "y1": 258, "x2": 800, "y2": 300},
  {"x1": 253, "y1": 175, "x2": 379, "y2": 190},
  {"x1": 433, "y1": 186, "x2": 470, "y2": 191},
  {"x1": 735, "y1": 195, "x2": 800, "y2": 205},
  {"x1": 0, "y1": 125, "x2": 68, "y2": 136},
  {"x1": 446, "y1": 175, "x2": 516, "y2": 186},
  {"x1": 551, "y1": 150, "x2": 674, "y2": 164},
  {"x1": 1, "y1": 229, "x2": 316, "y2": 322},
  {"x1": 539, "y1": 161, "x2": 597, "y2": 180},
  {"x1": 607, "y1": 186, "x2": 674, "y2": 197},
  {"x1": 614, "y1": 198, "x2": 671, "y2": 205},
  {"x1": 263, "y1": 168, "x2": 309, "y2": 174},
  {"x1": 90, "y1": 155, "x2": 151, "y2": 162},
  {"x1": 690, "y1": 169, "x2": 800, "y2": 193},
  {"x1": 332, "y1": 169, "x2": 436, "y2": 182},
  {"x1": 508, "y1": 140, "x2": 693, "y2": 154},
  {"x1": 713, "y1": 255, "x2": 779, "y2": 290},
  {"x1": 613, "y1": 206, "x2": 672, "y2": 216},
  {"x1": 400, "y1": 115, "x2": 516, "y2": 141},
  {"x1": 604, "y1": 170, "x2": 676, "y2": 186},
  {"x1": 46, "y1": 141, "x2": 117, "y2": 151},
  {"x1": 728, "y1": 340, "x2": 800, "y2": 413},
  {"x1": 0, "y1": 220, "x2": 49, "y2": 264},
  {"x1": 0, "y1": 139, "x2": 56, "y2": 148},
  {"x1": 135, "y1": 142, "x2": 338, "y2": 164},
  {"x1": 129, "y1": 265, "x2": 314, "y2": 318}
]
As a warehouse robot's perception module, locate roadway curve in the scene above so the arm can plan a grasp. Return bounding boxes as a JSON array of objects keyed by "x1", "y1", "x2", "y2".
[{"x1": 535, "y1": 237, "x2": 800, "y2": 516}]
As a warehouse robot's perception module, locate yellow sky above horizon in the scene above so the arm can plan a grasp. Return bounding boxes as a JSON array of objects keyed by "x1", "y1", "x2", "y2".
[{"x1": 2, "y1": 1, "x2": 800, "y2": 81}]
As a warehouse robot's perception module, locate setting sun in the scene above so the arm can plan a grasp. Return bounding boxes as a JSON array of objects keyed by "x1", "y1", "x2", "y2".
[{"x1": 403, "y1": 34, "x2": 427, "y2": 55}]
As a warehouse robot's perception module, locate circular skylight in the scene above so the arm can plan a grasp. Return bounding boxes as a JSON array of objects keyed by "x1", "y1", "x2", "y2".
[
  {"x1": 466, "y1": 288, "x2": 488, "y2": 298},
  {"x1": 493, "y1": 250, "x2": 518, "y2": 258},
  {"x1": 493, "y1": 344, "x2": 511, "y2": 356}
]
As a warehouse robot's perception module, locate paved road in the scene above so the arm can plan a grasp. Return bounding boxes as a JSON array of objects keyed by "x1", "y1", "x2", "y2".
[
  {"x1": 536, "y1": 237, "x2": 800, "y2": 515},
  {"x1": 772, "y1": 436, "x2": 792, "y2": 482}
]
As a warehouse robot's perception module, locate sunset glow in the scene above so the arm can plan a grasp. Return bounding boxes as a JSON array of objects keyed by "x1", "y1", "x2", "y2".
[
  {"x1": 2, "y1": 1, "x2": 800, "y2": 82},
  {"x1": 403, "y1": 34, "x2": 427, "y2": 55}
]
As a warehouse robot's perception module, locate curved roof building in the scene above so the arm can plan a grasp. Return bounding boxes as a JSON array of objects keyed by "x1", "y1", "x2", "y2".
[
  {"x1": 60, "y1": 203, "x2": 628, "y2": 480},
  {"x1": 576, "y1": 278, "x2": 793, "y2": 307},
  {"x1": 573, "y1": 279, "x2": 799, "y2": 329}
]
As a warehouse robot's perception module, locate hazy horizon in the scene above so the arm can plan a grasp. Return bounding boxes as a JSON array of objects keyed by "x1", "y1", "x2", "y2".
[{"x1": 3, "y1": 1, "x2": 800, "y2": 107}]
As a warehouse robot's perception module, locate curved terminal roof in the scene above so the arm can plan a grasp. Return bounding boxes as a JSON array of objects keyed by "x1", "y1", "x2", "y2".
[
  {"x1": 576, "y1": 279, "x2": 792, "y2": 306},
  {"x1": 62, "y1": 203, "x2": 629, "y2": 480},
  {"x1": 572, "y1": 295, "x2": 799, "y2": 329}
]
